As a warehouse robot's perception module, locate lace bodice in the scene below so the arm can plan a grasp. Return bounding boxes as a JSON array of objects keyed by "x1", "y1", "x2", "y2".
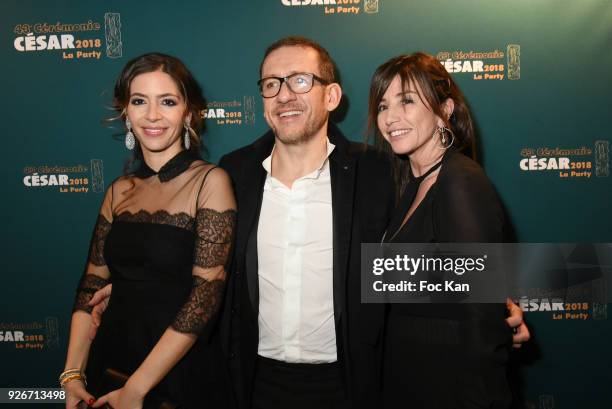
[{"x1": 73, "y1": 151, "x2": 236, "y2": 336}]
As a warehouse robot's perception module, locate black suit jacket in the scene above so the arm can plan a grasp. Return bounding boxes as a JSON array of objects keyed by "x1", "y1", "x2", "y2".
[{"x1": 218, "y1": 123, "x2": 395, "y2": 409}]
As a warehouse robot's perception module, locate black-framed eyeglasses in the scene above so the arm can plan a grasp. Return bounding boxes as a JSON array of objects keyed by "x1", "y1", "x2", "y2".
[{"x1": 257, "y1": 72, "x2": 329, "y2": 98}]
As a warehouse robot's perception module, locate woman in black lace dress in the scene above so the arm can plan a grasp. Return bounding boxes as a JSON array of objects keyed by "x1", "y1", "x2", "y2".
[
  {"x1": 368, "y1": 53, "x2": 512, "y2": 408},
  {"x1": 61, "y1": 53, "x2": 236, "y2": 409}
]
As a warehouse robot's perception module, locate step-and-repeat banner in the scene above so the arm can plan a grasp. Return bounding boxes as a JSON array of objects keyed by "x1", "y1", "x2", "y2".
[{"x1": 1, "y1": 1, "x2": 610, "y2": 407}]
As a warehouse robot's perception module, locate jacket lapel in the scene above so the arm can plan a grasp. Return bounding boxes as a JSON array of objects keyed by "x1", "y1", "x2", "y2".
[
  {"x1": 237, "y1": 131, "x2": 275, "y2": 315},
  {"x1": 328, "y1": 124, "x2": 357, "y2": 325}
]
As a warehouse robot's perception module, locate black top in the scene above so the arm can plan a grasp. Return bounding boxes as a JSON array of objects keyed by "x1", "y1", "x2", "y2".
[
  {"x1": 385, "y1": 148, "x2": 503, "y2": 244},
  {"x1": 382, "y1": 149, "x2": 512, "y2": 409},
  {"x1": 73, "y1": 150, "x2": 236, "y2": 408}
]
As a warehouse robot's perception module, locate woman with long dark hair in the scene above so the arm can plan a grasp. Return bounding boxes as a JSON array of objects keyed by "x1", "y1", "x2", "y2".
[
  {"x1": 61, "y1": 53, "x2": 235, "y2": 409},
  {"x1": 368, "y1": 52, "x2": 512, "y2": 408}
]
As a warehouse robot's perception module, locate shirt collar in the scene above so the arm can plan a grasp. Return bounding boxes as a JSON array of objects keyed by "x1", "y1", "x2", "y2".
[
  {"x1": 262, "y1": 138, "x2": 336, "y2": 179},
  {"x1": 134, "y1": 150, "x2": 199, "y2": 182}
]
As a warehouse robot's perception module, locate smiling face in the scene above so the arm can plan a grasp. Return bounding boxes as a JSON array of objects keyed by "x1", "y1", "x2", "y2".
[
  {"x1": 126, "y1": 70, "x2": 189, "y2": 162},
  {"x1": 376, "y1": 75, "x2": 445, "y2": 157},
  {"x1": 260, "y1": 45, "x2": 339, "y2": 145}
]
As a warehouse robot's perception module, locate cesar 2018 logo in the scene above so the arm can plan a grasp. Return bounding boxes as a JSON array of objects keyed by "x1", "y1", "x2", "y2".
[
  {"x1": 22, "y1": 159, "x2": 104, "y2": 194},
  {"x1": 12, "y1": 12, "x2": 122, "y2": 60},
  {"x1": 518, "y1": 143, "x2": 609, "y2": 179},
  {"x1": 0, "y1": 318, "x2": 57, "y2": 350},
  {"x1": 201, "y1": 96, "x2": 256, "y2": 126},
  {"x1": 435, "y1": 45, "x2": 519, "y2": 81}
]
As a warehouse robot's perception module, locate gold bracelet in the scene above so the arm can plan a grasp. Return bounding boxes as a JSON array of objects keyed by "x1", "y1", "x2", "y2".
[
  {"x1": 60, "y1": 374, "x2": 82, "y2": 388},
  {"x1": 59, "y1": 368, "x2": 81, "y2": 382},
  {"x1": 60, "y1": 373, "x2": 86, "y2": 388}
]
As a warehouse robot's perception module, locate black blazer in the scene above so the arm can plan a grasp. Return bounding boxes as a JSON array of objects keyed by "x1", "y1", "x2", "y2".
[{"x1": 219, "y1": 123, "x2": 395, "y2": 409}]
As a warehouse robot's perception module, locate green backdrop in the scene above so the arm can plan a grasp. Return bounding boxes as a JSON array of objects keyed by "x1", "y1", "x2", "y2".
[{"x1": 1, "y1": 1, "x2": 610, "y2": 407}]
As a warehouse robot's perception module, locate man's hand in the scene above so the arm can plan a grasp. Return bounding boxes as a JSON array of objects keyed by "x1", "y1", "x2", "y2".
[
  {"x1": 87, "y1": 284, "x2": 112, "y2": 340},
  {"x1": 506, "y1": 298, "x2": 530, "y2": 348}
]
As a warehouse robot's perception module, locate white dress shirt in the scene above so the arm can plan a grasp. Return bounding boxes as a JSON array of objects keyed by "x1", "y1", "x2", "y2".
[{"x1": 257, "y1": 139, "x2": 337, "y2": 363}]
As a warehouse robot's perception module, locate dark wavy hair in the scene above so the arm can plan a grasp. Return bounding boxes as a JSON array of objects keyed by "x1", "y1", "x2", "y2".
[
  {"x1": 367, "y1": 52, "x2": 475, "y2": 200},
  {"x1": 110, "y1": 52, "x2": 207, "y2": 167}
]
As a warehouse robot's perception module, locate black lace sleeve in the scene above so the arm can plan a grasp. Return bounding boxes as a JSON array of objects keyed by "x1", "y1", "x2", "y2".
[
  {"x1": 73, "y1": 187, "x2": 113, "y2": 313},
  {"x1": 170, "y1": 208, "x2": 236, "y2": 336},
  {"x1": 73, "y1": 274, "x2": 109, "y2": 313},
  {"x1": 171, "y1": 276, "x2": 225, "y2": 334},
  {"x1": 193, "y1": 208, "x2": 236, "y2": 268},
  {"x1": 89, "y1": 215, "x2": 112, "y2": 266}
]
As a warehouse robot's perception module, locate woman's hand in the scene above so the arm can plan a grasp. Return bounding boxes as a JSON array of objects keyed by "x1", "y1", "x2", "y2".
[
  {"x1": 64, "y1": 380, "x2": 96, "y2": 409},
  {"x1": 91, "y1": 384, "x2": 144, "y2": 409}
]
